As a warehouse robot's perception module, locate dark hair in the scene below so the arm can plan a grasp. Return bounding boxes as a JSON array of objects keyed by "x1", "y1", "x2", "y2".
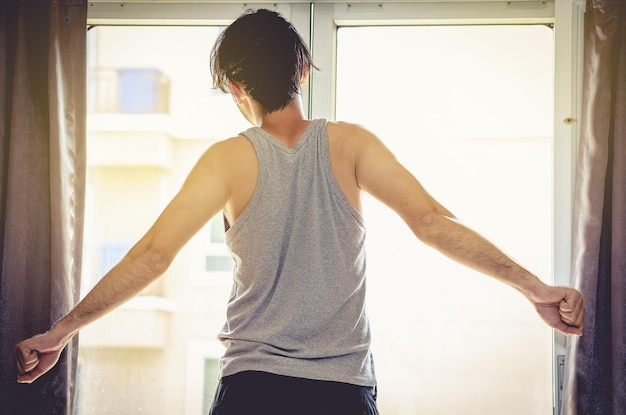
[{"x1": 210, "y1": 9, "x2": 316, "y2": 113}]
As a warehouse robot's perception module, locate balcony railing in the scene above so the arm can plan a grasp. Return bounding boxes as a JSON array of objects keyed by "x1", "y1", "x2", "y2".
[{"x1": 90, "y1": 67, "x2": 171, "y2": 114}]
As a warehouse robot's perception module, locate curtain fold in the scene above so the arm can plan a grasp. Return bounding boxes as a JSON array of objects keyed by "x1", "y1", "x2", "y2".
[
  {"x1": 0, "y1": 0, "x2": 87, "y2": 414},
  {"x1": 562, "y1": 1, "x2": 626, "y2": 414}
]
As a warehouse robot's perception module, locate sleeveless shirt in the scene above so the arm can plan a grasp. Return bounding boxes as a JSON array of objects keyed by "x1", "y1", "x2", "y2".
[{"x1": 217, "y1": 118, "x2": 376, "y2": 387}]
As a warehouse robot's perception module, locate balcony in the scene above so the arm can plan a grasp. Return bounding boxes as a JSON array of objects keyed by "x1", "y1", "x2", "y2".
[{"x1": 87, "y1": 68, "x2": 175, "y2": 169}]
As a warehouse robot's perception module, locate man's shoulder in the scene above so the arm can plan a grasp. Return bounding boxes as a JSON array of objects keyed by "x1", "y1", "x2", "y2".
[
  {"x1": 205, "y1": 134, "x2": 254, "y2": 157},
  {"x1": 326, "y1": 120, "x2": 379, "y2": 148},
  {"x1": 212, "y1": 134, "x2": 252, "y2": 150},
  {"x1": 194, "y1": 135, "x2": 255, "y2": 173},
  {"x1": 326, "y1": 120, "x2": 365, "y2": 134}
]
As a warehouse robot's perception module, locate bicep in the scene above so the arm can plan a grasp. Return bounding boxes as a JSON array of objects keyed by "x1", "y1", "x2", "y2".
[{"x1": 355, "y1": 131, "x2": 454, "y2": 237}]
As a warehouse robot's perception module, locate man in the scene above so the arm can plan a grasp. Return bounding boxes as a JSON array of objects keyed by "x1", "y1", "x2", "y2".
[{"x1": 15, "y1": 9, "x2": 584, "y2": 415}]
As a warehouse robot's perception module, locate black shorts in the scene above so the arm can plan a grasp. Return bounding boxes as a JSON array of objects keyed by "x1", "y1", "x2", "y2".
[{"x1": 208, "y1": 371, "x2": 379, "y2": 415}]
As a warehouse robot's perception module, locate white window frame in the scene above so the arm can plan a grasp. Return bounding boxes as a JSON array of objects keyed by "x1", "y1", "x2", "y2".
[{"x1": 87, "y1": 2, "x2": 586, "y2": 412}]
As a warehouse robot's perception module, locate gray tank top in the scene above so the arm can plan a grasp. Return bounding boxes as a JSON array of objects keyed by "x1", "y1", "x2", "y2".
[{"x1": 218, "y1": 118, "x2": 376, "y2": 386}]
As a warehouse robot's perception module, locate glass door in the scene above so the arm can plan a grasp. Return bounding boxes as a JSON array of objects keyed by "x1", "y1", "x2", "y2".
[{"x1": 333, "y1": 19, "x2": 554, "y2": 415}]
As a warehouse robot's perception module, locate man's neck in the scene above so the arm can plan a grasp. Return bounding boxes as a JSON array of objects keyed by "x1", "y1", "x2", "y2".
[{"x1": 259, "y1": 99, "x2": 310, "y2": 148}]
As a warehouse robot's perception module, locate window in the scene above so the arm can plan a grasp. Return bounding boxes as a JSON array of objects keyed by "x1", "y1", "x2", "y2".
[
  {"x1": 203, "y1": 358, "x2": 221, "y2": 412},
  {"x1": 117, "y1": 68, "x2": 170, "y2": 114},
  {"x1": 82, "y1": 2, "x2": 581, "y2": 414},
  {"x1": 185, "y1": 341, "x2": 225, "y2": 415},
  {"x1": 335, "y1": 23, "x2": 554, "y2": 414}
]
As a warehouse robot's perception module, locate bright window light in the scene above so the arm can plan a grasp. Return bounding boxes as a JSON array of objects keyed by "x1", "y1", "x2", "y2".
[{"x1": 337, "y1": 25, "x2": 554, "y2": 414}]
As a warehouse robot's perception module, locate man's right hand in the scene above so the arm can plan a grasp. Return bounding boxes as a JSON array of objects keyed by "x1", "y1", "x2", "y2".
[{"x1": 14, "y1": 330, "x2": 67, "y2": 384}]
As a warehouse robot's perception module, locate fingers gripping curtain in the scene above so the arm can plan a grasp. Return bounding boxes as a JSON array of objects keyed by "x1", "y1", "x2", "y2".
[
  {"x1": 562, "y1": 1, "x2": 626, "y2": 414},
  {"x1": 0, "y1": 1, "x2": 87, "y2": 414}
]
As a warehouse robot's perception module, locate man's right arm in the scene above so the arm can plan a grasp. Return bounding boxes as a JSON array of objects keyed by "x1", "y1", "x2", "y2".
[
  {"x1": 15, "y1": 139, "x2": 235, "y2": 383},
  {"x1": 349, "y1": 125, "x2": 584, "y2": 336}
]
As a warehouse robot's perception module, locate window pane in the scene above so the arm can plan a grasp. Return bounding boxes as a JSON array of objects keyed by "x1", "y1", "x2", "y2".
[
  {"x1": 78, "y1": 26, "x2": 248, "y2": 415},
  {"x1": 336, "y1": 25, "x2": 553, "y2": 414}
]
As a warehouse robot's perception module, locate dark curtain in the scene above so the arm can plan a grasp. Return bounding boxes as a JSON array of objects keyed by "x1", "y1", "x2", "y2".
[
  {"x1": 562, "y1": 1, "x2": 626, "y2": 414},
  {"x1": 0, "y1": 0, "x2": 87, "y2": 414}
]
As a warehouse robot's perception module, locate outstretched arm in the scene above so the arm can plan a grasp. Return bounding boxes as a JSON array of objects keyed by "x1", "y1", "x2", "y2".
[
  {"x1": 353, "y1": 127, "x2": 584, "y2": 336},
  {"x1": 15, "y1": 142, "x2": 232, "y2": 383}
]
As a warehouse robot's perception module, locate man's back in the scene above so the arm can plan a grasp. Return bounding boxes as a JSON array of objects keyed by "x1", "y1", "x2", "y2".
[{"x1": 218, "y1": 118, "x2": 375, "y2": 386}]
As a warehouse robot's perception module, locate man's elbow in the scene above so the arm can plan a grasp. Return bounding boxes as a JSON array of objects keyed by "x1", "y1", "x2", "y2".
[
  {"x1": 127, "y1": 243, "x2": 174, "y2": 279},
  {"x1": 411, "y1": 211, "x2": 451, "y2": 245},
  {"x1": 144, "y1": 249, "x2": 173, "y2": 276}
]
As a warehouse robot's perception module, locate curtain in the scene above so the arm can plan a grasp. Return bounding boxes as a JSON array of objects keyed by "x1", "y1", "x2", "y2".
[
  {"x1": 0, "y1": 0, "x2": 87, "y2": 414},
  {"x1": 562, "y1": 1, "x2": 626, "y2": 414}
]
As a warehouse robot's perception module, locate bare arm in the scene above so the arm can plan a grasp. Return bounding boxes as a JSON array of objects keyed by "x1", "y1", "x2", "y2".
[
  {"x1": 15, "y1": 141, "x2": 233, "y2": 383},
  {"x1": 353, "y1": 126, "x2": 584, "y2": 336}
]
